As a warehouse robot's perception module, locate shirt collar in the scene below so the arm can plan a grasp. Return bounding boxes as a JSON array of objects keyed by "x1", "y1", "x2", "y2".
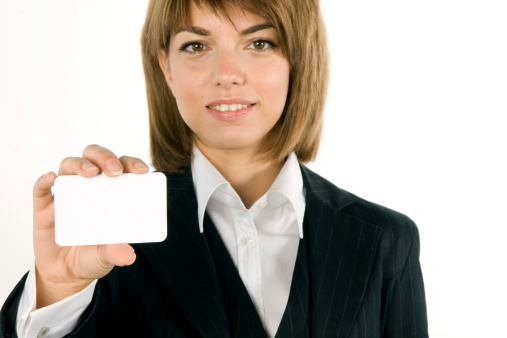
[{"x1": 191, "y1": 145, "x2": 305, "y2": 238}]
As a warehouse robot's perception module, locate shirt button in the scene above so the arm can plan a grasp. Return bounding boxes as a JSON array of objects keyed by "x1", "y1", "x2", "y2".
[
  {"x1": 242, "y1": 237, "x2": 254, "y2": 246},
  {"x1": 257, "y1": 201, "x2": 267, "y2": 209},
  {"x1": 37, "y1": 327, "x2": 50, "y2": 338}
]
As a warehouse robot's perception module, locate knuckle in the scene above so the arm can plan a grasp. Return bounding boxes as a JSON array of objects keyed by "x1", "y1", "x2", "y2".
[
  {"x1": 60, "y1": 156, "x2": 72, "y2": 166},
  {"x1": 83, "y1": 144, "x2": 105, "y2": 157},
  {"x1": 33, "y1": 178, "x2": 40, "y2": 191},
  {"x1": 83, "y1": 144, "x2": 116, "y2": 161},
  {"x1": 59, "y1": 156, "x2": 79, "y2": 168},
  {"x1": 119, "y1": 155, "x2": 135, "y2": 163},
  {"x1": 83, "y1": 144, "x2": 101, "y2": 153},
  {"x1": 58, "y1": 157, "x2": 87, "y2": 175}
]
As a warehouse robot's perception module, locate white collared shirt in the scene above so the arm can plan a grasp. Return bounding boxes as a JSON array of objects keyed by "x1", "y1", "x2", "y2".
[
  {"x1": 192, "y1": 146, "x2": 305, "y2": 336},
  {"x1": 15, "y1": 147, "x2": 305, "y2": 338}
]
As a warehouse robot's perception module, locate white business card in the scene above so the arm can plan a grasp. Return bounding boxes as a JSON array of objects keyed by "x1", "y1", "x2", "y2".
[{"x1": 54, "y1": 172, "x2": 167, "y2": 246}]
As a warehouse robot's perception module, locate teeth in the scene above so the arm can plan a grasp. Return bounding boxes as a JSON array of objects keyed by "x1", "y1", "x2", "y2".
[{"x1": 210, "y1": 104, "x2": 251, "y2": 112}]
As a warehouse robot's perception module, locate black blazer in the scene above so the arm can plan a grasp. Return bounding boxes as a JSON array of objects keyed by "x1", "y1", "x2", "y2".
[{"x1": 0, "y1": 166, "x2": 428, "y2": 337}]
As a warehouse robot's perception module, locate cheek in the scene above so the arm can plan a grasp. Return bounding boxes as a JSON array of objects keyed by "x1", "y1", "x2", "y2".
[
  {"x1": 168, "y1": 65, "x2": 205, "y2": 117},
  {"x1": 253, "y1": 59, "x2": 290, "y2": 109}
]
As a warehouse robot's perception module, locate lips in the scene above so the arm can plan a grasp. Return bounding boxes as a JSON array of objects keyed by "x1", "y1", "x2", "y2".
[
  {"x1": 205, "y1": 99, "x2": 255, "y2": 121},
  {"x1": 208, "y1": 103, "x2": 254, "y2": 112},
  {"x1": 206, "y1": 99, "x2": 255, "y2": 111}
]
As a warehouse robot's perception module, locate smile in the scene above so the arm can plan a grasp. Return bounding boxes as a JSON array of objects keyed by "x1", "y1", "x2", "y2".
[
  {"x1": 206, "y1": 103, "x2": 255, "y2": 121},
  {"x1": 207, "y1": 103, "x2": 255, "y2": 112}
]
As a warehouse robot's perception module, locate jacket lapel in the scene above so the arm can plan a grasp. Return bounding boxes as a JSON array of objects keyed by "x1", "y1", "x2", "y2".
[
  {"x1": 203, "y1": 213, "x2": 268, "y2": 338},
  {"x1": 301, "y1": 166, "x2": 383, "y2": 338},
  {"x1": 134, "y1": 166, "x2": 382, "y2": 337},
  {"x1": 274, "y1": 234, "x2": 310, "y2": 338},
  {"x1": 136, "y1": 169, "x2": 230, "y2": 338}
]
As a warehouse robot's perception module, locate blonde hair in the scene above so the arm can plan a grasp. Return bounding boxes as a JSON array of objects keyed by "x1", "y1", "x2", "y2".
[{"x1": 141, "y1": 0, "x2": 329, "y2": 172}]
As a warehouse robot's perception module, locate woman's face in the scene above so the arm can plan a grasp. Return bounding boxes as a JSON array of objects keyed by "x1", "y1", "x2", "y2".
[{"x1": 159, "y1": 4, "x2": 290, "y2": 156}]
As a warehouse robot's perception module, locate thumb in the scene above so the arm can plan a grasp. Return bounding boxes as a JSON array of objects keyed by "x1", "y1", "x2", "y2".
[{"x1": 100, "y1": 243, "x2": 136, "y2": 267}]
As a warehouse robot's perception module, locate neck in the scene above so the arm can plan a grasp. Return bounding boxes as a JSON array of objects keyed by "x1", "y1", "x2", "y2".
[{"x1": 195, "y1": 140, "x2": 284, "y2": 209}]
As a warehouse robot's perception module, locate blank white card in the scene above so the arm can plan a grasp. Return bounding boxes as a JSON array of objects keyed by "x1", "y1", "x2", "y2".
[{"x1": 54, "y1": 173, "x2": 167, "y2": 246}]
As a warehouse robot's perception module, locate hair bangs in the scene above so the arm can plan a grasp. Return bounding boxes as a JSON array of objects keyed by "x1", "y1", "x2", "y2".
[{"x1": 141, "y1": 0, "x2": 329, "y2": 172}]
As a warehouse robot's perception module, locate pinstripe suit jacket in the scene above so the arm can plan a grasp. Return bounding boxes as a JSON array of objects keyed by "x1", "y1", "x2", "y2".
[{"x1": 0, "y1": 165, "x2": 428, "y2": 337}]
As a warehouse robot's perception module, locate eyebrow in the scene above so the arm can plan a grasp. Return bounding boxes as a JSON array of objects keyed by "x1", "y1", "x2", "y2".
[{"x1": 174, "y1": 23, "x2": 275, "y2": 36}]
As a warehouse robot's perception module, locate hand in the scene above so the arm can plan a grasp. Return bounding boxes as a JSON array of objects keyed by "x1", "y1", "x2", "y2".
[{"x1": 33, "y1": 144, "x2": 149, "y2": 308}]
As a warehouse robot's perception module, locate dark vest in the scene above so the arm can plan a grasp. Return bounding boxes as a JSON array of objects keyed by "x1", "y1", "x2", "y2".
[{"x1": 203, "y1": 213, "x2": 310, "y2": 337}]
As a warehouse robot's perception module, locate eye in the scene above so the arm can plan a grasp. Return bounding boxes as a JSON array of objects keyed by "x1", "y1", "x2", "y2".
[
  {"x1": 179, "y1": 41, "x2": 208, "y2": 53},
  {"x1": 247, "y1": 39, "x2": 276, "y2": 51}
]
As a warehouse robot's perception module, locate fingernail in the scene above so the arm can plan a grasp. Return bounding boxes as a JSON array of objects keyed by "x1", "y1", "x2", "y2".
[
  {"x1": 82, "y1": 162, "x2": 98, "y2": 171},
  {"x1": 41, "y1": 172, "x2": 51, "y2": 179},
  {"x1": 106, "y1": 158, "x2": 123, "y2": 176},
  {"x1": 134, "y1": 162, "x2": 149, "y2": 171}
]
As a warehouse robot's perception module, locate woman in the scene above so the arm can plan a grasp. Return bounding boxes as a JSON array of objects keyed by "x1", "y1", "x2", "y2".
[{"x1": 0, "y1": 0, "x2": 428, "y2": 337}]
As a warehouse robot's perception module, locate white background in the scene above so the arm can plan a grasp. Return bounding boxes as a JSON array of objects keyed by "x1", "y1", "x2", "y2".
[{"x1": 1, "y1": 1, "x2": 506, "y2": 336}]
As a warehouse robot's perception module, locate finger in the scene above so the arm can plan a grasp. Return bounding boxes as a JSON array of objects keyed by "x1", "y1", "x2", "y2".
[
  {"x1": 119, "y1": 156, "x2": 150, "y2": 174},
  {"x1": 57, "y1": 157, "x2": 100, "y2": 177},
  {"x1": 99, "y1": 243, "x2": 136, "y2": 268},
  {"x1": 33, "y1": 172, "x2": 58, "y2": 213},
  {"x1": 82, "y1": 144, "x2": 123, "y2": 177}
]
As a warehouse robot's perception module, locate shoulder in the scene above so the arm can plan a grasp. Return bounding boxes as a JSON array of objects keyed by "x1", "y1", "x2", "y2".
[
  {"x1": 301, "y1": 165, "x2": 416, "y2": 230},
  {"x1": 301, "y1": 165, "x2": 420, "y2": 276},
  {"x1": 340, "y1": 198, "x2": 419, "y2": 278}
]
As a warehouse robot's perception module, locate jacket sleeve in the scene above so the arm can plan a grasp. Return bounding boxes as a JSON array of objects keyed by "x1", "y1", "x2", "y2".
[
  {"x1": 0, "y1": 267, "x2": 142, "y2": 338},
  {"x1": 382, "y1": 224, "x2": 428, "y2": 338},
  {"x1": 1, "y1": 273, "x2": 27, "y2": 338},
  {"x1": 62, "y1": 266, "x2": 145, "y2": 337}
]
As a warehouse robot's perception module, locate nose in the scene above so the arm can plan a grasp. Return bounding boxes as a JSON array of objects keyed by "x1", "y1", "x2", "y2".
[{"x1": 211, "y1": 50, "x2": 245, "y2": 88}]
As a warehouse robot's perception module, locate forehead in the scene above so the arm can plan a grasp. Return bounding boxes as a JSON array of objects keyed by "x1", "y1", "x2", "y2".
[{"x1": 176, "y1": 2, "x2": 271, "y2": 34}]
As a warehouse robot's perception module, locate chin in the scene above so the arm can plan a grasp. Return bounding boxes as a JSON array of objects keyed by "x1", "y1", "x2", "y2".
[{"x1": 201, "y1": 133, "x2": 263, "y2": 152}]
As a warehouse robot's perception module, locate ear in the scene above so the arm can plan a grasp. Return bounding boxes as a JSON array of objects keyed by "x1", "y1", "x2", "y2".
[{"x1": 158, "y1": 50, "x2": 173, "y2": 91}]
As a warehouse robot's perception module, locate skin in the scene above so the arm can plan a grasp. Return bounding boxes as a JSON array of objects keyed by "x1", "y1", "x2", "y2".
[
  {"x1": 159, "y1": 3, "x2": 290, "y2": 207},
  {"x1": 33, "y1": 145, "x2": 145, "y2": 308},
  {"x1": 33, "y1": 4, "x2": 290, "y2": 308}
]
